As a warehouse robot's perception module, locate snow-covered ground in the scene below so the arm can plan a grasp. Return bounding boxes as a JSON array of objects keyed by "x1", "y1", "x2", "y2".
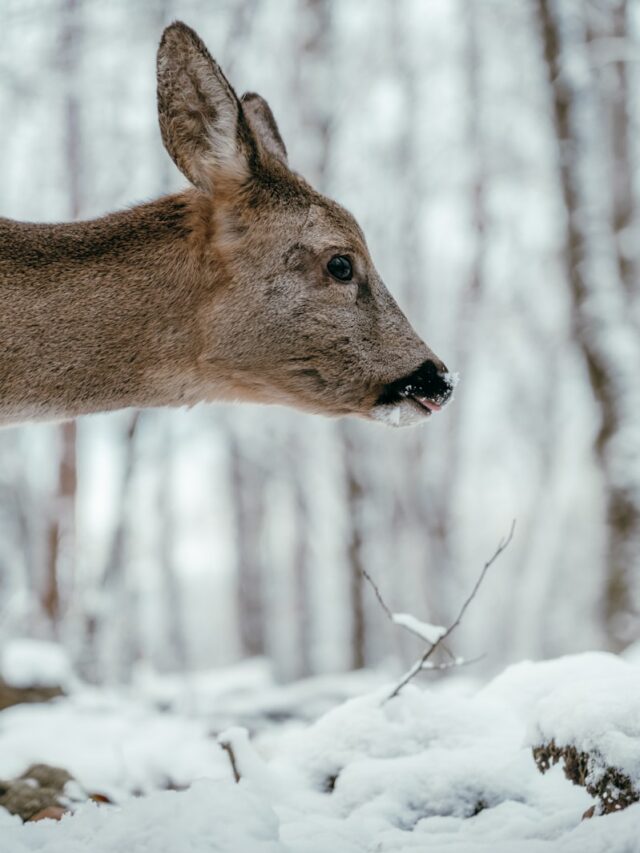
[{"x1": 1, "y1": 649, "x2": 639, "y2": 852}]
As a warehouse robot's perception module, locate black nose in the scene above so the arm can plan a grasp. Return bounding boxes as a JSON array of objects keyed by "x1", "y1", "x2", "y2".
[
  {"x1": 377, "y1": 359, "x2": 454, "y2": 406},
  {"x1": 407, "y1": 359, "x2": 453, "y2": 403}
]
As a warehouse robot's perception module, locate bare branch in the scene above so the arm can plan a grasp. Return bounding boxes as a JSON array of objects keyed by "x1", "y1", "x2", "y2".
[
  {"x1": 362, "y1": 568, "x2": 449, "y2": 647},
  {"x1": 361, "y1": 568, "x2": 393, "y2": 621},
  {"x1": 387, "y1": 520, "x2": 516, "y2": 700},
  {"x1": 435, "y1": 519, "x2": 516, "y2": 650},
  {"x1": 421, "y1": 654, "x2": 486, "y2": 672}
]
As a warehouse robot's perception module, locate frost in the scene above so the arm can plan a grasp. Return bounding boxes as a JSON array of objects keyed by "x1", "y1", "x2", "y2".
[{"x1": 445, "y1": 370, "x2": 461, "y2": 388}]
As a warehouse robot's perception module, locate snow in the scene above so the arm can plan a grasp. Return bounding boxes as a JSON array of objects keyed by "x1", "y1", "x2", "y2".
[
  {"x1": 1, "y1": 640, "x2": 74, "y2": 690},
  {"x1": 391, "y1": 613, "x2": 447, "y2": 644},
  {"x1": 511, "y1": 655, "x2": 640, "y2": 785},
  {"x1": 445, "y1": 371, "x2": 461, "y2": 389},
  {"x1": 1, "y1": 653, "x2": 640, "y2": 852},
  {"x1": 0, "y1": 781, "x2": 285, "y2": 853},
  {"x1": 0, "y1": 692, "x2": 230, "y2": 801}
]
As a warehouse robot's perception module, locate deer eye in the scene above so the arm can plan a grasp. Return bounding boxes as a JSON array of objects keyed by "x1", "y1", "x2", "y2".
[{"x1": 327, "y1": 255, "x2": 353, "y2": 282}]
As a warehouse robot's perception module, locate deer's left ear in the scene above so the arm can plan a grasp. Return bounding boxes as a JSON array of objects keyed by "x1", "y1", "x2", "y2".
[
  {"x1": 241, "y1": 92, "x2": 288, "y2": 167},
  {"x1": 157, "y1": 21, "x2": 252, "y2": 192}
]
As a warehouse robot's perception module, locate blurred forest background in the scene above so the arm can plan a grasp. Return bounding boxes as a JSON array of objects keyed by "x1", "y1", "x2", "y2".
[{"x1": 1, "y1": 0, "x2": 639, "y2": 685}]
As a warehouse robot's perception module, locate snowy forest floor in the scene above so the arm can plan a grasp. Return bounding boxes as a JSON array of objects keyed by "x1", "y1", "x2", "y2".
[{"x1": 1, "y1": 644, "x2": 640, "y2": 852}]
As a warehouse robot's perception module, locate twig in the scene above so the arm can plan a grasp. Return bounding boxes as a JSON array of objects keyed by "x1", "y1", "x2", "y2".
[
  {"x1": 387, "y1": 520, "x2": 516, "y2": 700},
  {"x1": 219, "y1": 740, "x2": 241, "y2": 784},
  {"x1": 421, "y1": 654, "x2": 486, "y2": 672},
  {"x1": 362, "y1": 567, "x2": 452, "y2": 649},
  {"x1": 361, "y1": 568, "x2": 393, "y2": 620}
]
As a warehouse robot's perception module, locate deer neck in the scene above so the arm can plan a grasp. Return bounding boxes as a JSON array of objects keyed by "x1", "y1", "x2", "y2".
[{"x1": 0, "y1": 193, "x2": 215, "y2": 425}]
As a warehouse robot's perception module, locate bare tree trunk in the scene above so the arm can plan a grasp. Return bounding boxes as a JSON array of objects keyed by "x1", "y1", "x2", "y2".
[
  {"x1": 600, "y1": 2, "x2": 636, "y2": 298},
  {"x1": 105, "y1": 411, "x2": 141, "y2": 683},
  {"x1": 423, "y1": 0, "x2": 490, "y2": 625},
  {"x1": 157, "y1": 417, "x2": 188, "y2": 672},
  {"x1": 295, "y1": 0, "x2": 366, "y2": 668},
  {"x1": 441, "y1": 0, "x2": 488, "y2": 501},
  {"x1": 341, "y1": 426, "x2": 366, "y2": 669},
  {"x1": 295, "y1": 0, "x2": 332, "y2": 184},
  {"x1": 229, "y1": 431, "x2": 267, "y2": 657},
  {"x1": 42, "y1": 0, "x2": 82, "y2": 634},
  {"x1": 61, "y1": 0, "x2": 81, "y2": 222},
  {"x1": 78, "y1": 411, "x2": 140, "y2": 683},
  {"x1": 43, "y1": 422, "x2": 77, "y2": 631},
  {"x1": 536, "y1": 0, "x2": 640, "y2": 648},
  {"x1": 290, "y1": 435, "x2": 312, "y2": 677}
]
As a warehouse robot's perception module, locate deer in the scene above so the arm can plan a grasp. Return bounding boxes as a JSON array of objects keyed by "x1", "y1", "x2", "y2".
[{"x1": 0, "y1": 22, "x2": 454, "y2": 429}]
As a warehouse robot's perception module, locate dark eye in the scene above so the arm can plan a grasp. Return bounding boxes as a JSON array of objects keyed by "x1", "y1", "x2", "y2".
[{"x1": 327, "y1": 255, "x2": 353, "y2": 282}]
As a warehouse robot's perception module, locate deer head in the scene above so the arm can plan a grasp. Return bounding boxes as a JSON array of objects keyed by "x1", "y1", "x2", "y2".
[{"x1": 157, "y1": 22, "x2": 454, "y2": 427}]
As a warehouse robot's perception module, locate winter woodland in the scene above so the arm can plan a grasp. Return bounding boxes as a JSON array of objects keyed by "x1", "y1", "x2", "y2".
[
  {"x1": 2, "y1": 0, "x2": 638, "y2": 683},
  {"x1": 1, "y1": 1, "x2": 640, "y2": 849}
]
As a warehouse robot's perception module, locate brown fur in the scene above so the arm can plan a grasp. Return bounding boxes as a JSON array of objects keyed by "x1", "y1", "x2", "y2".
[{"x1": 0, "y1": 21, "x2": 447, "y2": 427}]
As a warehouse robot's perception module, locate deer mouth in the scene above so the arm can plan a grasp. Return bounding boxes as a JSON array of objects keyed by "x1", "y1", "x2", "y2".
[
  {"x1": 409, "y1": 395, "x2": 443, "y2": 415},
  {"x1": 372, "y1": 360, "x2": 457, "y2": 427}
]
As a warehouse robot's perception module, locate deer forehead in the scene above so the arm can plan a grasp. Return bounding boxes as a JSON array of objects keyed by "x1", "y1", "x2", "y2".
[
  {"x1": 239, "y1": 199, "x2": 369, "y2": 268},
  {"x1": 302, "y1": 202, "x2": 367, "y2": 252},
  {"x1": 209, "y1": 177, "x2": 371, "y2": 283}
]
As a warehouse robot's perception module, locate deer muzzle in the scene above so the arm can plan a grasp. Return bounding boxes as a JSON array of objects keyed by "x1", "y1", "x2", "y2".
[{"x1": 373, "y1": 359, "x2": 457, "y2": 426}]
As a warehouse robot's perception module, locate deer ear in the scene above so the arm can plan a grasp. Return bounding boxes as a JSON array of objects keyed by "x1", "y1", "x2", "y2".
[
  {"x1": 241, "y1": 92, "x2": 288, "y2": 167},
  {"x1": 157, "y1": 22, "x2": 249, "y2": 192}
]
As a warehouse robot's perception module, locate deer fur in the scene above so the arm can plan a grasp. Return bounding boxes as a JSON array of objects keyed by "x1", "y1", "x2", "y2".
[{"x1": 0, "y1": 22, "x2": 453, "y2": 428}]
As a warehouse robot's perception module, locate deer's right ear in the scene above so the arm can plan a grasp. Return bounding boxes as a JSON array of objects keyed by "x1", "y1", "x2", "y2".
[
  {"x1": 241, "y1": 93, "x2": 288, "y2": 167},
  {"x1": 156, "y1": 22, "x2": 249, "y2": 192}
]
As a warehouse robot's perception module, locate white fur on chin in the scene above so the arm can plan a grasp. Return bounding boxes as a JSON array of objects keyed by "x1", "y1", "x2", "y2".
[{"x1": 370, "y1": 400, "x2": 429, "y2": 428}]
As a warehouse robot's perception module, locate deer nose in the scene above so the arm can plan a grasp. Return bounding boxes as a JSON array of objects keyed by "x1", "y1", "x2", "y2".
[
  {"x1": 408, "y1": 359, "x2": 453, "y2": 405},
  {"x1": 376, "y1": 358, "x2": 455, "y2": 408}
]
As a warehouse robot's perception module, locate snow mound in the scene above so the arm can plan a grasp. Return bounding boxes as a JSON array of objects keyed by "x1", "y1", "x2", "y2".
[
  {"x1": 530, "y1": 666, "x2": 640, "y2": 785},
  {"x1": 1, "y1": 653, "x2": 640, "y2": 851},
  {"x1": 0, "y1": 692, "x2": 230, "y2": 801},
  {"x1": 483, "y1": 652, "x2": 640, "y2": 785},
  {"x1": 1, "y1": 640, "x2": 73, "y2": 689}
]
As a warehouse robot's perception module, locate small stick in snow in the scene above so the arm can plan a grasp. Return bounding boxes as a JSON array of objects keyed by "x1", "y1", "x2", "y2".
[
  {"x1": 386, "y1": 520, "x2": 516, "y2": 700},
  {"x1": 219, "y1": 739, "x2": 241, "y2": 784}
]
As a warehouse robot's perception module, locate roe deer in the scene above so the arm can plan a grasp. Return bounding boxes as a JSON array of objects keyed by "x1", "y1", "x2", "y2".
[{"x1": 0, "y1": 22, "x2": 454, "y2": 428}]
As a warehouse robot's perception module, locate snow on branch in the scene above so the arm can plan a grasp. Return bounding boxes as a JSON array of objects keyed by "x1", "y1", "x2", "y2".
[
  {"x1": 362, "y1": 520, "x2": 516, "y2": 701},
  {"x1": 391, "y1": 613, "x2": 447, "y2": 645}
]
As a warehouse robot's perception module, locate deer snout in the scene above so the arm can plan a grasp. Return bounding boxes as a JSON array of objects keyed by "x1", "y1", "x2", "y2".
[{"x1": 376, "y1": 359, "x2": 457, "y2": 413}]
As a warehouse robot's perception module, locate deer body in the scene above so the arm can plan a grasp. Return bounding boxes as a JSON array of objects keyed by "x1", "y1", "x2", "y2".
[
  {"x1": 1, "y1": 196, "x2": 206, "y2": 424},
  {"x1": 0, "y1": 22, "x2": 454, "y2": 428}
]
